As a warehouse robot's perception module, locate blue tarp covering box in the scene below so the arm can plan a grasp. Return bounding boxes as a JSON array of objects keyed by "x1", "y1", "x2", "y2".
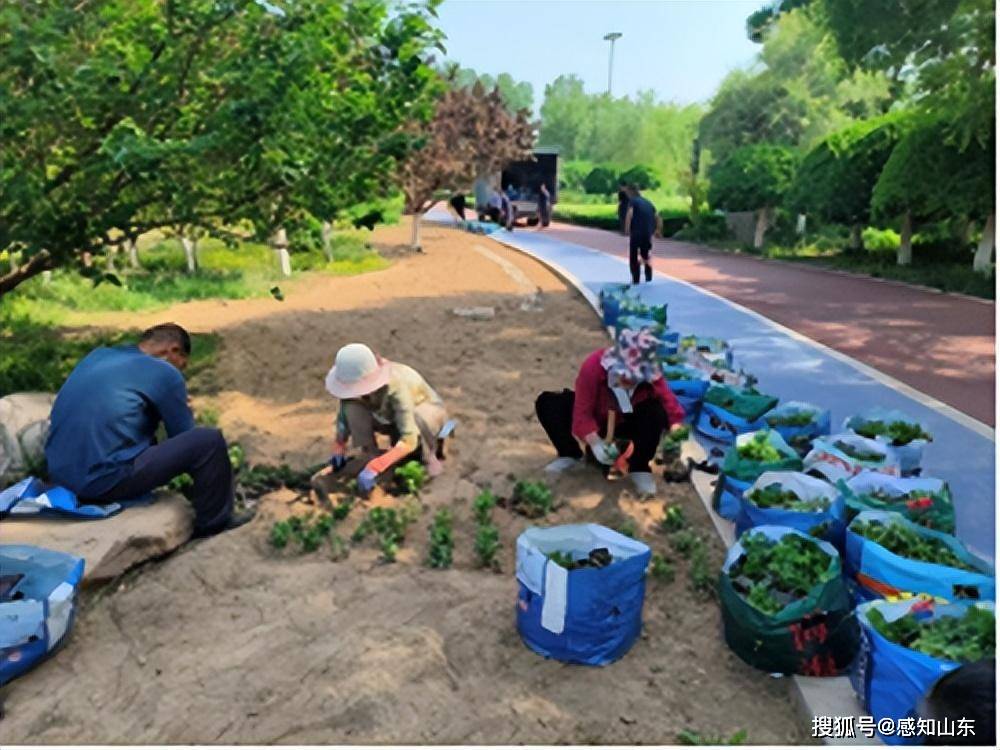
[
  {"x1": 852, "y1": 599, "x2": 994, "y2": 745},
  {"x1": 845, "y1": 510, "x2": 995, "y2": 603},
  {"x1": 662, "y1": 365, "x2": 710, "y2": 424},
  {"x1": 844, "y1": 408, "x2": 931, "y2": 477},
  {"x1": 1, "y1": 545, "x2": 85, "y2": 686},
  {"x1": 515, "y1": 524, "x2": 650, "y2": 666}
]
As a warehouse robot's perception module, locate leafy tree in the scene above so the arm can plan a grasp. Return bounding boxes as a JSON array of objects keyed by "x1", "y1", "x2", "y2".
[
  {"x1": 450, "y1": 66, "x2": 534, "y2": 113},
  {"x1": 708, "y1": 144, "x2": 798, "y2": 248},
  {"x1": 538, "y1": 74, "x2": 590, "y2": 158},
  {"x1": 559, "y1": 160, "x2": 594, "y2": 191},
  {"x1": 0, "y1": 0, "x2": 443, "y2": 297},
  {"x1": 746, "y1": 0, "x2": 815, "y2": 42},
  {"x1": 700, "y1": 6, "x2": 890, "y2": 163},
  {"x1": 871, "y1": 116, "x2": 994, "y2": 268},
  {"x1": 786, "y1": 112, "x2": 912, "y2": 248},
  {"x1": 582, "y1": 166, "x2": 618, "y2": 196},
  {"x1": 823, "y1": 0, "x2": 994, "y2": 150},
  {"x1": 398, "y1": 80, "x2": 535, "y2": 248}
]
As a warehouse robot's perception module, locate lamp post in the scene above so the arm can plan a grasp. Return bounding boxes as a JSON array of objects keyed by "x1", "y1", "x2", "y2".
[{"x1": 603, "y1": 32, "x2": 622, "y2": 96}]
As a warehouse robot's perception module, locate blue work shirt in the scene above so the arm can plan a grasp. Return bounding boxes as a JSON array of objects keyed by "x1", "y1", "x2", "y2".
[
  {"x1": 628, "y1": 195, "x2": 658, "y2": 239},
  {"x1": 45, "y1": 345, "x2": 194, "y2": 498}
]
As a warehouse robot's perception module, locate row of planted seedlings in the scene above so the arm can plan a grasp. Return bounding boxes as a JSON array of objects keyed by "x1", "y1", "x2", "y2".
[{"x1": 601, "y1": 284, "x2": 995, "y2": 742}]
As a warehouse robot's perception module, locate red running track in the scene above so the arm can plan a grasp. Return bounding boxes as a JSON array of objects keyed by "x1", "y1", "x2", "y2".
[{"x1": 540, "y1": 221, "x2": 996, "y2": 426}]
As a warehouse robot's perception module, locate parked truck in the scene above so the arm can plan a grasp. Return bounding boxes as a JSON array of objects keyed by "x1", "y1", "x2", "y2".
[{"x1": 475, "y1": 147, "x2": 559, "y2": 225}]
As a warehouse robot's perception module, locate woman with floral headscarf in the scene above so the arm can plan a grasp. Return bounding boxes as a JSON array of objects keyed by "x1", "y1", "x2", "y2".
[{"x1": 534, "y1": 327, "x2": 686, "y2": 497}]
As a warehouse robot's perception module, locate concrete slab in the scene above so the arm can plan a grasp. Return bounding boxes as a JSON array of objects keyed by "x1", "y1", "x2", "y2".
[{"x1": 0, "y1": 492, "x2": 193, "y2": 584}]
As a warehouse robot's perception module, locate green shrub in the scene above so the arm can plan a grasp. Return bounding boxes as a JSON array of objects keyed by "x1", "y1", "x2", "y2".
[
  {"x1": 862, "y1": 227, "x2": 901, "y2": 253},
  {"x1": 618, "y1": 164, "x2": 661, "y2": 190},
  {"x1": 559, "y1": 160, "x2": 595, "y2": 192},
  {"x1": 583, "y1": 166, "x2": 618, "y2": 195}
]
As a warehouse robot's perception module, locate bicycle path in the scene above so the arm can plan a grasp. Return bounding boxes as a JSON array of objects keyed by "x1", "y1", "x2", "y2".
[{"x1": 543, "y1": 222, "x2": 995, "y2": 427}]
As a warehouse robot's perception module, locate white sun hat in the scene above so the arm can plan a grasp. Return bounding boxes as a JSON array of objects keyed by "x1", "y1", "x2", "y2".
[{"x1": 324, "y1": 343, "x2": 392, "y2": 399}]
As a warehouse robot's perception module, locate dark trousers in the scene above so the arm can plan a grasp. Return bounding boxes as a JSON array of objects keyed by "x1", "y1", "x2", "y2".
[
  {"x1": 534, "y1": 389, "x2": 668, "y2": 473},
  {"x1": 449, "y1": 195, "x2": 466, "y2": 220},
  {"x1": 629, "y1": 236, "x2": 653, "y2": 284},
  {"x1": 102, "y1": 427, "x2": 234, "y2": 536}
]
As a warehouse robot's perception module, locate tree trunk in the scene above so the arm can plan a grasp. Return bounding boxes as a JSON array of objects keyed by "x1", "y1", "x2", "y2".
[
  {"x1": 973, "y1": 213, "x2": 995, "y2": 274},
  {"x1": 753, "y1": 207, "x2": 772, "y2": 249},
  {"x1": 181, "y1": 236, "x2": 199, "y2": 273},
  {"x1": 127, "y1": 237, "x2": 140, "y2": 268},
  {"x1": 81, "y1": 251, "x2": 93, "y2": 268},
  {"x1": 897, "y1": 212, "x2": 913, "y2": 266},
  {"x1": 106, "y1": 245, "x2": 117, "y2": 272},
  {"x1": 410, "y1": 213, "x2": 422, "y2": 251},
  {"x1": 272, "y1": 228, "x2": 291, "y2": 277},
  {"x1": 0, "y1": 249, "x2": 53, "y2": 297},
  {"x1": 321, "y1": 220, "x2": 333, "y2": 262},
  {"x1": 849, "y1": 223, "x2": 862, "y2": 251},
  {"x1": 796, "y1": 213, "x2": 807, "y2": 236}
]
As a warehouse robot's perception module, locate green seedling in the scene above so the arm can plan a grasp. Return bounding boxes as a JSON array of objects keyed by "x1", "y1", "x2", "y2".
[
  {"x1": 766, "y1": 411, "x2": 814, "y2": 428},
  {"x1": 867, "y1": 606, "x2": 994, "y2": 663},
  {"x1": 618, "y1": 518, "x2": 638, "y2": 539},
  {"x1": 269, "y1": 520, "x2": 292, "y2": 549},
  {"x1": 678, "y1": 728, "x2": 748, "y2": 745},
  {"x1": 426, "y1": 509, "x2": 454, "y2": 569},
  {"x1": 227, "y1": 443, "x2": 245, "y2": 471},
  {"x1": 688, "y1": 545, "x2": 715, "y2": 598},
  {"x1": 473, "y1": 489, "x2": 497, "y2": 525},
  {"x1": 749, "y1": 483, "x2": 830, "y2": 512},
  {"x1": 737, "y1": 432, "x2": 783, "y2": 463},
  {"x1": 660, "y1": 505, "x2": 687, "y2": 533},
  {"x1": 853, "y1": 419, "x2": 931, "y2": 447},
  {"x1": 510, "y1": 479, "x2": 554, "y2": 518},
  {"x1": 850, "y1": 518, "x2": 977, "y2": 571},
  {"x1": 394, "y1": 460, "x2": 428, "y2": 495},
  {"x1": 669, "y1": 529, "x2": 703, "y2": 560},
  {"x1": 649, "y1": 553, "x2": 675, "y2": 583},
  {"x1": 474, "y1": 522, "x2": 501, "y2": 570},
  {"x1": 729, "y1": 532, "x2": 835, "y2": 615}
]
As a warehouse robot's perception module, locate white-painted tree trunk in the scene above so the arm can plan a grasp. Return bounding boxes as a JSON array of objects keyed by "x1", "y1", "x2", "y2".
[
  {"x1": 897, "y1": 212, "x2": 913, "y2": 266},
  {"x1": 181, "y1": 236, "x2": 199, "y2": 273},
  {"x1": 42, "y1": 270, "x2": 52, "y2": 285},
  {"x1": 127, "y1": 237, "x2": 140, "y2": 268},
  {"x1": 973, "y1": 213, "x2": 995, "y2": 274},
  {"x1": 753, "y1": 207, "x2": 772, "y2": 249},
  {"x1": 106, "y1": 245, "x2": 116, "y2": 272},
  {"x1": 410, "y1": 213, "x2": 422, "y2": 250},
  {"x1": 321, "y1": 220, "x2": 334, "y2": 262},
  {"x1": 796, "y1": 213, "x2": 806, "y2": 235},
  {"x1": 272, "y1": 228, "x2": 291, "y2": 277}
]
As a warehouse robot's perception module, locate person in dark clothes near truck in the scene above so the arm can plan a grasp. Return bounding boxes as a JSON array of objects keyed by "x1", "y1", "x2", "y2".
[
  {"x1": 534, "y1": 326, "x2": 685, "y2": 498},
  {"x1": 537, "y1": 182, "x2": 552, "y2": 229},
  {"x1": 623, "y1": 184, "x2": 662, "y2": 284},
  {"x1": 45, "y1": 323, "x2": 250, "y2": 536},
  {"x1": 617, "y1": 184, "x2": 629, "y2": 234}
]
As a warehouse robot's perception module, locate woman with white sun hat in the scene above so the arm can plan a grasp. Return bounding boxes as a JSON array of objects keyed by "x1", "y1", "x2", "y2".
[{"x1": 323, "y1": 343, "x2": 450, "y2": 494}]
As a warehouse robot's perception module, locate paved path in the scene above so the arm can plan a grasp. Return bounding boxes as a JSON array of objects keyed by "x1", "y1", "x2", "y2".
[
  {"x1": 541, "y1": 222, "x2": 996, "y2": 427},
  {"x1": 427, "y1": 213, "x2": 994, "y2": 560}
]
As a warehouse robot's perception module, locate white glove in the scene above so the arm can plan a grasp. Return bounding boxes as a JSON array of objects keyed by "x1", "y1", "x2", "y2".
[{"x1": 585, "y1": 433, "x2": 616, "y2": 466}]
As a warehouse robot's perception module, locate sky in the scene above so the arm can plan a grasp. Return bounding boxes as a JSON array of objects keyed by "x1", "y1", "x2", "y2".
[{"x1": 435, "y1": 0, "x2": 764, "y2": 110}]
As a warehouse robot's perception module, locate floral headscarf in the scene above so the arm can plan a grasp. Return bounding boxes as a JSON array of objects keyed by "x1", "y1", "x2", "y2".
[{"x1": 600, "y1": 326, "x2": 663, "y2": 386}]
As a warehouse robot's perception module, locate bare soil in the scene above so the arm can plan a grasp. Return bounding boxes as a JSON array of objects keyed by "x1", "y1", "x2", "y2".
[{"x1": 0, "y1": 223, "x2": 810, "y2": 744}]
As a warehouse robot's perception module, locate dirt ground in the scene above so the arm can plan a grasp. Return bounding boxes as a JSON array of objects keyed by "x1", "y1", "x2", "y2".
[{"x1": 0, "y1": 223, "x2": 811, "y2": 744}]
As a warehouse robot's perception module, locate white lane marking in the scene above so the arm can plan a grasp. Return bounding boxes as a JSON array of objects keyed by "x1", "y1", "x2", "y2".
[{"x1": 490, "y1": 230, "x2": 995, "y2": 441}]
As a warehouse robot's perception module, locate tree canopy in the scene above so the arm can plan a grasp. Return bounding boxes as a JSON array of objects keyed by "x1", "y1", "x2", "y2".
[
  {"x1": 708, "y1": 144, "x2": 799, "y2": 213},
  {"x1": 0, "y1": 0, "x2": 443, "y2": 294}
]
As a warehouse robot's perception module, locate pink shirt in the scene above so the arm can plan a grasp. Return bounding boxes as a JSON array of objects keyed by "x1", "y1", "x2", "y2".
[{"x1": 572, "y1": 348, "x2": 686, "y2": 440}]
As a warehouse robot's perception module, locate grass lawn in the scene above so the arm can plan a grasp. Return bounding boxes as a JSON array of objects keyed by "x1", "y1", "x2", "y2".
[{"x1": 2, "y1": 230, "x2": 387, "y2": 325}]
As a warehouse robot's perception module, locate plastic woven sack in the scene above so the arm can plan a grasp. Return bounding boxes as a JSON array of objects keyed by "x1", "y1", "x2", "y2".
[
  {"x1": 852, "y1": 599, "x2": 994, "y2": 745},
  {"x1": 1, "y1": 545, "x2": 85, "y2": 686},
  {"x1": 844, "y1": 408, "x2": 931, "y2": 476},
  {"x1": 737, "y1": 471, "x2": 846, "y2": 547},
  {"x1": 839, "y1": 472, "x2": 955, "y2": 533},
  {"x1": 763, "y1": 401, "x2": 831, "y2": 456},
  {"x1": 804, "y1": 433, "x2": 900, "y2": 484},
  {"x1": 719, "y1": 526, "x2": 859, "y2": 676},
  {"x1": 714, "y1": 431, "x2": 803, "y2": 519},
  {"x1": 515, "y1": 524, "x2": 651, "y2": 666},
  {"x1": 663, "y1": 365, "x2": 709, "y2": 425},
  {"x1": 679, "y1": 335, "x2": 734, "y2": 369},
  {"x1": 845, "y1": 511, "x2": 994, "y2": 603},
  {"x1": 696, "y1": 386, "x2": 778, "y2": 444}
]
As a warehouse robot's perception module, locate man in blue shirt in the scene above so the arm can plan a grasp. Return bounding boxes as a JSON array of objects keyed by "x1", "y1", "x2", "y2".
[
  {"x1": 45, "y1": 323, "x2": 244, "y2": 536},
  {"x1": 623, "y1": 185, "x2": 663, "y2": 284}
]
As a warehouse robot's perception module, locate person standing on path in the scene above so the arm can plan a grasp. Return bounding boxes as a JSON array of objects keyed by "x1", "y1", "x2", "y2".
[
  {"x1": 534, "y1": 326, "x2": 685, "y2": 497},
  {"x1": 45, "y1": 323, "x2": 245, "y2": 536},
  {"x1": 623, "y1": 185, "x2": 662, "y2": 285},
  {"x1": 323, "y1": 344, "x2": 449, "y2": 495},
  {"x1": 537, "y1": 182, "x2": 551, "y2": 229}
]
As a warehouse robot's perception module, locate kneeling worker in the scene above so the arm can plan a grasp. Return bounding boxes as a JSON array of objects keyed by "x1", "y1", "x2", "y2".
[
  {"x1": 535, "y1": 327, "x2": 685, "y2": 496},
  {"x1": 324, "y1": 344, "x2": 449, "y2": 494}
]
